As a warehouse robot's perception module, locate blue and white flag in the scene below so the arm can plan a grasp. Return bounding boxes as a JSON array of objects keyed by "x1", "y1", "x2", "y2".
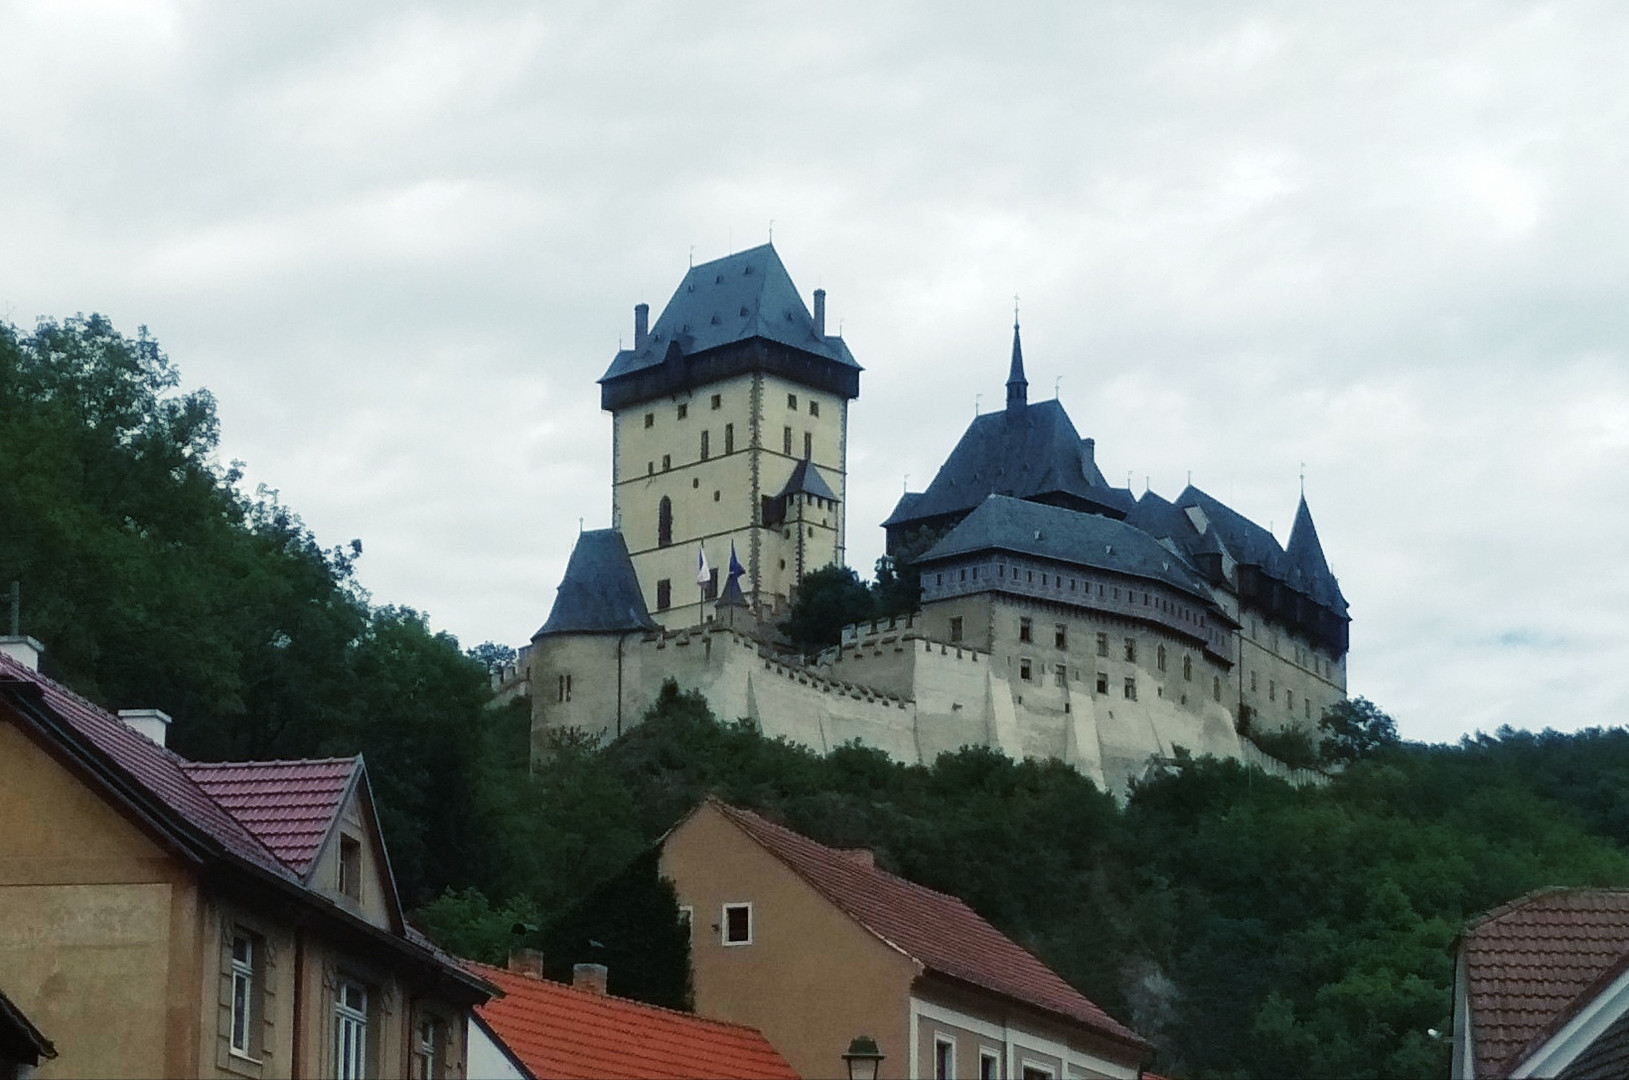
[{"x1": 696, "y1": 544, "x2": 711, "y2": 586}]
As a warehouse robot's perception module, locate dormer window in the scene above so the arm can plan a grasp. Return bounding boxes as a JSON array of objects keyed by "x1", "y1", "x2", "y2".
[{"x1": 339, "y1": 835, "x2": 362, "y2": 900}]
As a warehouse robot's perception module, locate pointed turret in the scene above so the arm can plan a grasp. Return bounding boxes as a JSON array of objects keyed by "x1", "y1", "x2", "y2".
[
  {"x1": 1006, "y1": 320, "x2": 1028, "y2": 414},
  {"x1": 1285, "y1": 495, "x2": 1332, "y2": 581}
]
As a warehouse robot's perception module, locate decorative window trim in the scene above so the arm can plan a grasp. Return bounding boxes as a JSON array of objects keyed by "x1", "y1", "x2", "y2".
[
  {"x1": 934, "y1": 1037, "x2": 955, "y2": 1080},
  {"x1": 217, "y1": 915, "x2": 275, "y2": 1078},
  {"x1": 722, "y1": 902, "x2": 753, "y2": 946}
]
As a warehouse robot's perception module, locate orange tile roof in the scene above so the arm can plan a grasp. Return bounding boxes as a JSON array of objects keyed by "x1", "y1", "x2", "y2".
[
  {"x1": 1461, "y1": 888, "x2": 1629, "y2": 1078},
  {"x1": 468, "y1": 962, "x2": 798, "y2": 1080},
  {"x1": 710, "y1": 800, "x2": 1148, "y2": 1052}
]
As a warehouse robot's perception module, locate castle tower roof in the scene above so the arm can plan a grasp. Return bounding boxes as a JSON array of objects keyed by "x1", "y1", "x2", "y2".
[
  {"x1": 775, "y1": 457, "x2": 839, "y2": 502},
  {"x1": 535, "y1": 529, "x2": 658, "y2": 637},
  {"x1": 1006, "y1": 320, "x2": 1027, "y2": 413},
  {"x1": 1286, "y1": 495, "x2": 1331, "y2": 581}
]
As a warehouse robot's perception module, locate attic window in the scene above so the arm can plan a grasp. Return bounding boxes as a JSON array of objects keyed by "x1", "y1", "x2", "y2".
[
  {"x1": 339, "y1": 835, "x2": 362, "y2": 900},
  {"x1": 723, "y1": 903, "x2": 753, "y2": 945}
]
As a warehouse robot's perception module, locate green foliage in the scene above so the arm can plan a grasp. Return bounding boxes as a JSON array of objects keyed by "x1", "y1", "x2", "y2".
[
  {"x1": 1320, "y1": 697, "x2": 1401, "y2": 764},
  {"x1": 779, "y1": 564, "x2": 876, "y2": 652},
  {"x1": 413, "y1": 887, "x2": 542, "y2": 965},
  {"x1": 1250, "y1": 724, "x2": 1321, "y2": 770}
]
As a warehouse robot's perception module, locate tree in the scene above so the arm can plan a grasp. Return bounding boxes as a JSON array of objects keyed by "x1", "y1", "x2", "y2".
[
  {"x1": 1319, "y1": 697, "x2": 1401, "y2": 764},
  {"x1": 779, "y1": 564, "x2": 875, "y2": 652}
]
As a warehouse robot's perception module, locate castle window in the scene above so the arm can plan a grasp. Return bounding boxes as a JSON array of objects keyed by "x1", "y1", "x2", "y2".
[
  {"x1": 711, "y1": 393, "x2": 722, "y2": 410},
  {"x1": 1269, "y1": 679, "x2": 1277, "y2": 702},
  {"x1": 1251, "y1": 670, "x2": 1258, "y2": 692},
  {"x1": 972, "y1": 567, "x2": 979, "y2": 579},
  {"x1": 1096, "y1": 632, "x2": 1109, "y2": 658},
  {"x1": 1055, "y1": 624, "x2": 1067, "y2": 649},
  {"x1": 1305, "y1": 699, "x2": 1312, "y2": 719},
  {"x1": 998, "y1": 565, "x2": 1004, "y2": 578},
  {"x1": 656, "y1": 579, "x2": 672, "y2": 610},
  {"x1": 1019, "y1": 658, "x2": 1032, "y2": 681},
  {"x1": 1124, "y1": 637, "x2": 1136, "y2": 662},
  {"x1": 959, "y1": 569, "x2": 966, "y2": 582},
  {"x1": 1019, "y1": 618, "x2": 1033, "y2": 643},
  {"x1": 803, "y1": 432, "x2": 812, "y2": 459},
  {"x1": 714, "y1": 490, "x2": 720, "y2": 501},
  {"x1": 1144, "y1": 592, "x2": 1151, "y2": 606},
  {"x1": 1041, "y1": 573, "x2": 1047, "y2": 586},
  {"x1": 1026, "y1": 570, "x2": 1033, "y2": 583},
  {"x1": 1123, "y1": 677, "x2": 1137, "y2": 700},
  {"x1": 644, "y1": 412, "x2": 654, "y2": 428},
  {"x1": 1287, "y1": 690, "x2": 1294, "y2": 711},
  {"x1": 557, "y1": 674, "x2": 573, "y2": 703},
  {"x1": 1113, "y1": 587, "x2": 1121, "y2": 601},
  {"x1": 1214, "y1": 676, "x2": 1222, "y2": 702},
  {"x1": 1096, "y1": 672, "x2": 1108, "y2": 694},
  {"x1": 1157, "y1": 644, "x2": 1167, "y2": 672},
  {"x1": 700, "y1": 430, "x2": 710, "y2": 460},
  {"x1": 787, "y1": 393, "x2": 798, "y2": 410},
  {"x1": 1183, "y1": 654, "x2": 1193, "y2": 681},
  {"x1": 809, "y1": 400, "x2": 820, "y2": 417},
  {"x1": 783, "y1": 426, "x2": 793, "y2": 454},
  {"x1": 647, "y1": 461, "x2": 654, "y2": 475},
  {"x1": 677, "y1": 403, "x2": 688, "y2": 420},
  {"x1": 725, "y1": 423, "x2": 734, "y2": 453},
  {"x1": 949, "y1": 617, "x2": 963, "y2": 643},
  {"x1": 936, "y1": 573, "x2": 943, "y2": 586},
  {"x1": 1054, "y1": 664, "x2": 1067, "y2": 688},
  {"x1": 658, "y1": 496, "x2": 673, "y2": 547},
  {"x1": 661, "y1": 454, "x2": 671, "y2": 472}
]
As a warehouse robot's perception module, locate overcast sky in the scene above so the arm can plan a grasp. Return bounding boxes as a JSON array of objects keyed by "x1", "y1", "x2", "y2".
[{"x1": 4, "y1": 1, "x2": 1627, "y2": 744}]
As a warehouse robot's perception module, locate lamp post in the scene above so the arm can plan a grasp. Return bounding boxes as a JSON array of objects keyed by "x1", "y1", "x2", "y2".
[{"x1": 843, "y1": 1035, "x2": 885, "y2": 1080}]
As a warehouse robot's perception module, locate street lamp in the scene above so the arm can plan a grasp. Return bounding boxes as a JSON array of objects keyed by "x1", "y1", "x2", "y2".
[{"x1": 843, "y1": 1035, "x2": 885, "y2": 1080}]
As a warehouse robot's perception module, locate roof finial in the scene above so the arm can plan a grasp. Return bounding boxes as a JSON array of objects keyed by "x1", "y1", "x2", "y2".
[
  {"x1": 974, "y1": 392, "x2": 982, "y2": 416},
  {"x1": 1054, "y1": 375, "x2": 1061, "y2": 400},
  {"x1": 768, "y1": 218, "x2": 775, "y2": 243},
  {"x1": 902, "y1": 474, "x2": 909, "y2": 493},
  {"x1": 1006, "y1": 299, "x2": 1028, "y2": 415},
  {"x1": 1300, "y1": 461, "x2": 1306, "y2": 497},
  {"x1": 689, "y1": 244, "x2": 694, "y2": 268}
]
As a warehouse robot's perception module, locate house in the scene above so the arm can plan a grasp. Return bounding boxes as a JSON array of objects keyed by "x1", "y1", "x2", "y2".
[
  {"x1": 659, "y1": 798, "x2": 1151, "y2": 1080},
  {"x1": 0, "y1": 638, "x2": 491, "y2": 1079},
  {"x1": 1453, "y1": 888, "x2": 1629, "y2": 1079},
  {"x1": 465, "y1": 955, "x2": 798, "y2": 1080}
]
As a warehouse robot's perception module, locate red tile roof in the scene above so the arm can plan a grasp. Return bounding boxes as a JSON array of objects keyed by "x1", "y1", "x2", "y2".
[
  {"x1": 183, "y1": 758, "x2": 356, "y2": 876},
  {"x1": 1461, "y1": 888, "x2": 1629, "y2": 1078},
  {"x1": 467, "y1": 962, "x2": 798, "y2": 1080},
  {"x1": 709, "y1": 801, "x2": 1148, "y2": 1051}
]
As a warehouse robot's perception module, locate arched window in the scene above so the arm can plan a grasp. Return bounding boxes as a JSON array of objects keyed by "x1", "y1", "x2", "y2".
[{"x1": 658, "y1": 496, "x2": 673, "y2": 548}]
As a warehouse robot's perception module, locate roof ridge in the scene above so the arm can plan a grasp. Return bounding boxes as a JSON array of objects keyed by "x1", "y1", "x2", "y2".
[
  {"x1": 183, "y1": 755, "x2": 360, "y2": 770},
  {"x1": 465, "y1": 960, "x2": 777, "y2": 1036}
]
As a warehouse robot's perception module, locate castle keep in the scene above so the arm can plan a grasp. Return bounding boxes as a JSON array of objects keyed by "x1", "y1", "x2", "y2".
[{"x1": 528, "y1": 245, "x2": 1350, "y2": 791}]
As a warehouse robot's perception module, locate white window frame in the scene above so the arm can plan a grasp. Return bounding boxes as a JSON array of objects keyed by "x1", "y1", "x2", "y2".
[
  {"x1": 1019, "y1": 1062, "x2": 1056, "y2": 1080},
  {"x1": 722, "y1": 902, "x2": 753, "y2": 946},
  {"x1": 334, "y1": 978, "x2": 369, "y2": 1080},
  {"x1": 934, "y1": 1036, "x2": 956, "y2": 1080},
  {"x1": 980, "y1": 1050, "x2": 1000, "y2": 1080},
  {"x1": 414, "y1": 1014, "x2": 439, "y2": 1080},
  {"x1": 229, "y1": 932, "x2": 256, "y2": 1057}
]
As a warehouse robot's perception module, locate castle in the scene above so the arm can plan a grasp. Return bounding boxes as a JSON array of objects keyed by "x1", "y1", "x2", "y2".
[{"x1": 525, "y1": 244, "x2": 1349, "y2": 792}]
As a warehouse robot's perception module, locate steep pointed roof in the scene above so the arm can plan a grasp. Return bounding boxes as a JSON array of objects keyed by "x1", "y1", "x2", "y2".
[
  {"x1": 1286, "y1": 495, "x2": 1331, "y2": 580},
  {"x1": 601, "y1": 244, "x2": 858, "y2": 383},
  {"x1": 537, "y1": 530, "x2": 658, "y2": 637},
  {"x1": 883, "y1": 398, "x2": 1133, "y2": 530},
  {"x1": 1006, "y1": 321, "x2": 1027, "y2": 411},
  {"x1": 775, "y1": 457, "x2": 838, "y2": 502},
  {"x1": 182, "y1": 757, "x2": 358, "y2": 877}
]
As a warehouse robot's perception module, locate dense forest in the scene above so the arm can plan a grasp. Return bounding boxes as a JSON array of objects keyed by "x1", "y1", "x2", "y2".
[{"x1": 8, "y1": 316, "x2": 1629, "y2": 1078}]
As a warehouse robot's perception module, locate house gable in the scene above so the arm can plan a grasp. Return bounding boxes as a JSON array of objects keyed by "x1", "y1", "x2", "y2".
[{"x1": 306, "y1": 770, "x2": 402, "y2": 933}]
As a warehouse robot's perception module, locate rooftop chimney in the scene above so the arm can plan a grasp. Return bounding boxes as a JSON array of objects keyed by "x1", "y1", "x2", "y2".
[
  {"x1": 813, "y1": 289, "x2": 826, "y2": 337},
  {"x1": 118, "y1": 709, "x2": 171, "y2": 748},
  {"x1": 0, "y1": 636, "x2": 43, "y2": 672},
  {"x1": 573, "y1": 963, "x2": 609, "y2": 995},
  {"x1": 508, "y1": 948, "x2": 545, "y2": 979},
  {"x1": 634, "y1": 303, "x2": 650, "y2": 350}
]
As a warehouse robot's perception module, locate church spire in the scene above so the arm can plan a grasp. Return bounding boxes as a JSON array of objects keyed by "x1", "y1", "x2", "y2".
[{"x1": 1006, "y1": 309, "x2": 1027, "y2": 414}]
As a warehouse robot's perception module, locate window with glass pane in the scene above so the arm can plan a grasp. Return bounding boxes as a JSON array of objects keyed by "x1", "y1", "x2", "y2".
[
  {"x1": 415, "y1": 1017, "x2": 439, "y2": 1079},
  {"x1": 335, "y1": 980, "x2": 368, "y2": 1080},
  {"x1": 230, "y1": 933, "x2": 254, "y2": 1054}
]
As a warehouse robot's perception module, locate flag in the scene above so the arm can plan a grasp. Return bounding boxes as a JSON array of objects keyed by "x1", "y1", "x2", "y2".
[
  {"x1": 728, "y1": 541, "x2": 745, "y2": 582},
  {"x1": 696, "y1": 544, "x2": 710, "y2": 586}
]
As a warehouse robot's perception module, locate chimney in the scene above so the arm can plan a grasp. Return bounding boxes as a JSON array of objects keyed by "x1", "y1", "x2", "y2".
[
  {"x1": 1082, "y1": 438, "x2": 1095, "y2": 469},
  {"x1": 634, "y1": 303, "x2": 650, "y2": 350},
  {"x1": 839, "y1": 848, "x2": 876, "y2": 869},
  {"x1": 0, "y1": 636, "x2": 43, "y2": 672},
  {"x1": 507, "y1": 948, "x2": 545, "y2": 979},
  {"x1": 812, "y1": 289, "x2": 826, "y2": 337},
  {"x1": 118, "y1": 709, "x2": 171, "y2": 748},
  {"x1": 572, "y1": 963, "x2": 609, "y2": 995}
]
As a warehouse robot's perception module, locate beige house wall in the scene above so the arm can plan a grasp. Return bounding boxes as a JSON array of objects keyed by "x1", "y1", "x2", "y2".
[
  {"x1": 660, "y1": 804, "x2": 918, "y2": 1080},
  {"x1": 911, "y1": 978, "x2": 1142, "y2": 1080},
  {"x1": 0, "y1": 719, "x2": 471, "y2": 1080}
]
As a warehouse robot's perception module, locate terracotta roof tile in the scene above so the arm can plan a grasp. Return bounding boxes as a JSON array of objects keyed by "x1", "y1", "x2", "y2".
[
  {"x1": 468, "y1": 962, "x2": 798, "y2": 1080},
  {"x1": 183, "y1": 758, "x2": 356, "y2": 875},
  {"x1": 1462, "y1": 888, "x2": 1629, "y2": 1078},
  {"x1": 711, "y1": 801, "x2": 1148, "y2": 1051}
]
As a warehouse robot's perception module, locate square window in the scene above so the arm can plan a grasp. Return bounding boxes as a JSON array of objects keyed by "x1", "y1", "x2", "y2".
[
  {"x1": 1124, "y1": 677, "x2": 1137, "y2": 700},
  {"x1": 1019, "y1": 658, "x2": 1032, "y2": 681},
  {"x1": 809, "y1": 400, "x2": 820, "y2": 417},
  {"x1": 723, "y1": 903, "x2": 752, "y2": 945},
  {"x1": 661, "y1": 454, "x2": 671, "y2": 471},
  {"x1": 1096, "y1": 672, "x2": 1109, "y2": 695},
  {"x1": 656, "y1": 579, "x2": 672, "y2": 610},
  {"x1": 949, "y1": 617, "x2": 964, "y2": 643},
  {"x1": 1019, "y1": 617, "x2": 1033, "y2": 643},
  {"x1": 643, "y1": 412, "x2": 654, "y2": 428},
  {"x1": 787, "y1": 393, "x2": 798, "y2": 409},
  {"x1": 710, "y1": 393, "x2": 722, "y2": 410},
  {"x1": 677, "y1": 403, "x2": 688, "y2": 420},
  {"x1": 1055, "y1": 624, "x2": 1067, "y2": 649},
  {"x1": 1124, "y1": 637, "x2": 1136, "y2": 662},
  {"x1": 1096, "y1": 632, "x2": 1109, "y2": 658},
  {"x1": 1054, "y1": 664, "x2": 1066, "y2": 688}
]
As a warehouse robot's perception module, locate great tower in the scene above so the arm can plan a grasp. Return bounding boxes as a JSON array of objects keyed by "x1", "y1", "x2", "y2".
[{"x1": 598, "y1": 245, "x2": 860, "y2": 628}]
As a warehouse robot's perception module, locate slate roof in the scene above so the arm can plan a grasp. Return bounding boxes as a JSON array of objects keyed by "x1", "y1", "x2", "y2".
[
  {"x1": 710, "y1": 800, "x2": 1148, "y2": 1052},
  {"x1": 536, "y1": 530, "x2": 659, "y2": 637},
  {"x1": 1460, "y1": 888, "x2": 1629, "y2": 1078},
  {"x1": 600, "y1": 244, "x2": 858, "y2": 384},
  {"x1": 183, "y1": 757, "x2": 356, "y2": 877},
  {"x1": 774, "y1": 458, "x2": 838, "y2": 502},
  {"x1": 468, "y1": 961, "x2": 798, "y2": 1080},
  {"x1": 918, "y1": 495, "x2": 1217, "y2": 605},
  {"x1": 883, "y1": 398, "x2": 1134, "y2": 529}
]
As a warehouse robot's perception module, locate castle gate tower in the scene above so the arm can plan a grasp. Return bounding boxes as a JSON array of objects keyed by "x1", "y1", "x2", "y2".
[{"x1": 598, "y1": 245, "x2": 861, "y2": 629}]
